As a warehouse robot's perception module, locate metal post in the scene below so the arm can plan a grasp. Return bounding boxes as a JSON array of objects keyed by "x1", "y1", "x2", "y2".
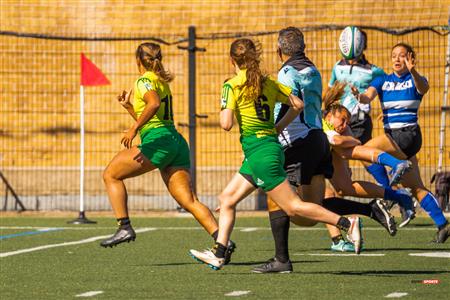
[
  {"x1": 438, "y1": 27, "x2": 450, "y2": 172},
  {"x1": 188, "y1": 26, "x2": 198, "y2": 193}
]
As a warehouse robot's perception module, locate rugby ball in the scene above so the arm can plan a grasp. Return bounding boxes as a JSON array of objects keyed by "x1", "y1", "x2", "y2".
[{"x1": 339, "y1": 26, "x2": 364, "y2": 60}]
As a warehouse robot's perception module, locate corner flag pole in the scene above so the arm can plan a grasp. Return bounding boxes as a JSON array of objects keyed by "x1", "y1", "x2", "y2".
[{"x1": 68, "y1": 53, "x2": 110, "y2": 224}]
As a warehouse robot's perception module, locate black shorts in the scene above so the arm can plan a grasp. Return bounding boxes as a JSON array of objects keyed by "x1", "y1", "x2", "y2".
[
  {"x1": 385, "y1": 124, "x2": 422, "y2": 159},
  {"x1": 283, "y1": 129, "x2": 334, "y2": 186},
  {"x1": 350, "y1": 113, "x2": 373, "y2": 144}
]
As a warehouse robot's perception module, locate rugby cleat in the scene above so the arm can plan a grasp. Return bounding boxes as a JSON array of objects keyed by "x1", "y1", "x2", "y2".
[
  {"x1": 346, "y1": 216, "x2": 363, "y2": 254},
  {"x1": 100, "y1": 226, "x2": 136, "y2": 248},
  {"x1": 189, "y1": 248, "x2": 224, "y2": 270},
  {"x1": 369, "y1": 199, "x2": 397, "y2": 236},
  {"x1": 331, "y1": 239, "x2": 355, "y2": 252},
  {"x1": 433, "y1": 222, "x2": 449, "y2": 243},
  {"x1": 224, "y1": 240, "x2": 236, "y2": 265},
  {"x1": 389, "y1": 160, "x2": 412, "y2": 186},
  {"x1": 252, "y1": 257, "x2": 293, "y2": 274},
  {"x1": 398, "y1": 207, "x2": 416, "y2": 228}
]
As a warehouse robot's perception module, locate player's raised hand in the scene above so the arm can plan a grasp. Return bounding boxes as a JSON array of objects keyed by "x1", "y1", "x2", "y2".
[
  {"x1": 404, "y1": 52, "x2": 415, "y2": 71},
  {"x1": 118, "y1": 89, "x2": 133, "y2": 109}
]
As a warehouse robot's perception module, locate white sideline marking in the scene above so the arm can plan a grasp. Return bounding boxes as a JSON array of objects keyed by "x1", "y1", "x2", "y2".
[
  {"x1": 76, "y1": 291, "x2": 104, "y2": 297},
  {"x1": 240, "y1": 227, "x2": 257, "y2": 232},
  {"x1": 225, "y1": 291, "x2": 251, "y2": 297},
  {"x1": 0, "y1": 228, "x2": 156, "y2": 258},
  {"x1": 0, "y1": 226, "x2": 438, "y2": 231},
  {"x1": 409, "y1": 252, "x2": 450, "y2": 258},
  {"x1": 385, "y1": 292, "x2": 408, "y2": 298},
  {"x1": 294, "y1": 253, "x2": 385, "y2": 257}
]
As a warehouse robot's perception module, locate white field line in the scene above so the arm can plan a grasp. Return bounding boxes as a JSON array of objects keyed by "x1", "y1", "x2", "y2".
[
  {"x1": 225, "y1": 291, "x2": 251, "y2": 297},
  {"x1": 409, "y1": 252, "x2": 450, "y2": 258},
  {"x1": 240, "y1": 227, "x2": 258, "y2": 232},
  {"x1": 0, "y1": 226, "x2": 438, "y2": 231},
  {"x1": 385, "y1": 292, "x2": 408, "y2": 298},
  {"x1": 0, "y1": 228, "x2": 156, "y2": 258},
  {"x1": 76, "y1": 291, "x2": 104, "y2": 297}
]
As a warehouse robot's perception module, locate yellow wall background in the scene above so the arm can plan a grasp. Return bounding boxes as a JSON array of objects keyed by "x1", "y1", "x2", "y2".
[{"x1": 1, "y1": 0, "x2": 449, "y2": 197}]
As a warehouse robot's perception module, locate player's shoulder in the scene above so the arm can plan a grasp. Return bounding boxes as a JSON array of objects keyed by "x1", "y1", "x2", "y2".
[{"x1": 223, "y1": 74, "x2": 243, "y2": 89}]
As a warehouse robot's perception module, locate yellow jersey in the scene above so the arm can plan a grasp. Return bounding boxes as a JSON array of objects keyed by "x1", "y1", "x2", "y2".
[
  {"x1": 133, "y1": 71, "x2": 174, "y2": 133},
  {"x1": 220, "y1": 69, "x2": 291, "y2": 139},
  {"x1": 322, "y1": 118, "x2": 339, "y2": 145}
]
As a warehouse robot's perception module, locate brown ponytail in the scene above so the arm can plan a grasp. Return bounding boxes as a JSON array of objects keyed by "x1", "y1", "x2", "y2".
[
  {"x1": 136, "y1": 42, "x2": 174, "y2": 82},
  {"x1": 230, "y1": 38, "x2": 266, "y2": 98},
  {"x1": 323, "y1": 81, "x2": 351, "y2": 120}
]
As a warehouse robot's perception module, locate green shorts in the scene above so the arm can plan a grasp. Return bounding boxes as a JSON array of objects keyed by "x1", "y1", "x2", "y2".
[
  {"x1": 239, "y1": 136, "x2": 286, "y2": 192},
  {"x1": 138, "y1": 126, "x2": 190, "y2": 170}
]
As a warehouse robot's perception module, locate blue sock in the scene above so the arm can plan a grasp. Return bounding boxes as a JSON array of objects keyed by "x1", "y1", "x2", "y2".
[
  {"x1": 384, "y1": 188, "x2": 413, "y2": 210},
  {"x1": 420, "y1": 192, "x2": 448, "y2": 228},
  {"x1": 366, "y1": 163, "x2": 390, "y2": 188},
  {"x1": 377, "y1": 152, "x2": 403, "y2": 169}
]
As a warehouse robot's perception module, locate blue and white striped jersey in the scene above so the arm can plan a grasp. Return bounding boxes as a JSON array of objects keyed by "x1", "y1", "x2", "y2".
[
  {"x1": 275, "y1": 54, "x2": 323, "y2": 147},
  {"x1": 329, "y1": 58, "x2": 385, "y2": 115},
  {"x1": 370, "y1": 72, "x2": 428, "y2": 129}
]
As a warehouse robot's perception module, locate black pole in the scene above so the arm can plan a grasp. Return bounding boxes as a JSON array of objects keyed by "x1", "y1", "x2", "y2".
[{"x1": 188, "y1": 26, "x2": 197, "y2": 194}]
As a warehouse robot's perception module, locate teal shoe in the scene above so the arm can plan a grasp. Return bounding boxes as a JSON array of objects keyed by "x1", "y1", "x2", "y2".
[
  {"x1": 330, "y1": 240, "x2": 365, "y2": 253},
  {"x1": 331, "y1": 239, "x2": 355, "y2": 252}
]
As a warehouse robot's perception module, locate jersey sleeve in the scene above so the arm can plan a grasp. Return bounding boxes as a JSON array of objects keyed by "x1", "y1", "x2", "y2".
[
  {"x1": 369, "y1": 75, "x2": 384, "y2": 96},
  {"x1": 136, "y1": 77, "x2": 156, "y2": 98},
  {"x1": 274, "y1": 80, "x2": 292, "y2": 105},
  {"x1": 328, "y1": 65, "x2": 337, "y2": 87},
  {"x1": 278, "y1": 67, "x2": 299, "y2": 96},
  {"x1": 220, "y1": 83, "x2": 236, "y2": 110},
  {"x1": 371, "y1": 65, "x2": 386, "y2": 79}
]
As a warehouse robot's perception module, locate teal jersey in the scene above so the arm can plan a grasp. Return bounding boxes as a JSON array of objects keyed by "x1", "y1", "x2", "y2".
[
  {"x1": 274, "y1": 54, "x2": 323, "y2": 146},
  {"x1": 329, "y1": 58, "x2": 385, "y2": 115}
]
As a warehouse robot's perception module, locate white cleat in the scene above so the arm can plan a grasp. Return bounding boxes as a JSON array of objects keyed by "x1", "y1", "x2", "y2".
[
  {"x1": 346, "y1": 216, "x2": 363, "y2": 255},
  {"x1": 189, "y1": 249, "x2": 224, "y2": 270}
]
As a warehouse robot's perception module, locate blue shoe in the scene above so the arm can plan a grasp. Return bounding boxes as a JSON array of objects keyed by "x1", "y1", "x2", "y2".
[
  {"x1": 389, "y1": 160, "x2": 412, "y2": 186},
  {"x1": 398, "y1": 208, "x2": 416, "y2": 228},
  {"x1": 331, "y1": 240, "x2": 355, "y2": 252}
]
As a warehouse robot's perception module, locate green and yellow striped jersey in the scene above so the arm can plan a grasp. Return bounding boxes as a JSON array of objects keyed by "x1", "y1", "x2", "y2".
[
  {"x1": 133, "y1": 71, "x2": 174, "y2": 133},
  {"x1": 221, "y1": 69, "x2": 291, "y2": 139}
]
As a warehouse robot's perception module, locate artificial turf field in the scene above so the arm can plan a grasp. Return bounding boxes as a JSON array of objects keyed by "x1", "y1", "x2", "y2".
[{"x1": 1, "y1": 215, "x2": 449, "y2": 299}]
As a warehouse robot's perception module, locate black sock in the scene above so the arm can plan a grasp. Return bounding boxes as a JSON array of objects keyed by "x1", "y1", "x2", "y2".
[
  {"x1": 117, "y1": 217, "x2": 131, "y2": 229},
  {"x1": 212, "y1": 242, "x2": 227, "y2": 258},
  {"x1": 336, "y1": 217, "x2": 351, "y2": 231},
  {"x1": 211, "y1": 230, "x2": 219, "y2": 241},
  {"x1": 331, "y1": 235, "x2": 344, "y2": 245},
  {"x1": 323, "y1": 197, "x2": 371, "y2": 216},
  {"x1": 269, "y1": 210, "x2": 290, "y2": 263}
]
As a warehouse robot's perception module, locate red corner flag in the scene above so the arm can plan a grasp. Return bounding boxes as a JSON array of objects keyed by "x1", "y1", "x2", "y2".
[{"x1": 80, "y1": 53, "x2": 110, "y2": 86}]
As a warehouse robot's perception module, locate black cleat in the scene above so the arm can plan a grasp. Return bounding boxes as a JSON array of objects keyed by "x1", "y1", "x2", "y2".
[
  {"x1": 433, "y1": 222, "x2": 450, "y2": 243},
  {"x1": 100, "y1": 226, "x2": 136, "y2": 248},
  {"x1": 369, "y1": 199, "x2": 397, "y2": 236},
  {"x1": 252, "y1": 257, "x2": 293, "y2": 273},
  {"x1": 224, "y1": 240, "x2": 236, "y2": 265}
]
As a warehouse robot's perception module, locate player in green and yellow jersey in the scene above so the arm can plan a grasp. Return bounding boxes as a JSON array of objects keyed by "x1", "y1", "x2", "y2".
[
  {"x1": 189, "y1": 38, "x2": 363, "y2": 271},
  {"x1": 101, "y1": 43, "x2": 223, "y2": 251}
]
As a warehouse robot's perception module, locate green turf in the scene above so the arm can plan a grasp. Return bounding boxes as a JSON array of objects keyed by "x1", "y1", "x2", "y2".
[{"x1": 1, "y1": 216, "x2": 449, "y2": 299}]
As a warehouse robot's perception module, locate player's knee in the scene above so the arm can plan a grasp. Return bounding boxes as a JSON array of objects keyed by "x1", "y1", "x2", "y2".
[
  {"x1": 218, "y1": 193, "x2": 236, "y2": 210},
  {"x1": 102, "y1": 168, "x2": 114, "y2": 183}
]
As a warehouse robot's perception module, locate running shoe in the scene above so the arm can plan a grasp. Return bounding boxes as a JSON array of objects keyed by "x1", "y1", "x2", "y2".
[
  {"x1": 389, "y1": 160, "x2": 412, "y2": 186},
  {"x1": 100, "y1": 226, "x2": 136, "y2": 248},
  {"x1": 398, "y1": 207, "x2": 416, "y2": 228},
  {"x1": 189, "y1": 248, "x2": 224, "y2": 270},
  {"x1": 433, "y1": 222, "x2": 450, "y2": 243},
  {"x1": 369, "y1": 199, "x2": 397, "y2": 236},
  {"x1": 346, "y1": 216, "x2": 363, "y2": 254},
  {"x1": 331, "y1": 239, "x2": 355, "y2": 252},
  {"x1": 224, "y1": 240, "x2": 236, "y2": 265},
  {"x1": 252, "y1": 257, "x2": 293, "y2": 273}
]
